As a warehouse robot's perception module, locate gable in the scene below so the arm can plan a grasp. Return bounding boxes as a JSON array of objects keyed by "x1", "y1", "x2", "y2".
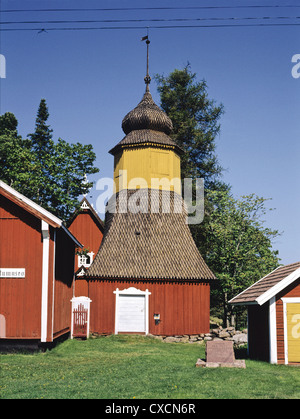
[
  {"x1": 0, "y1": 181, "x2": 61, "y2": 228},
  {"x1": 229, "y1": 262, "x2": 300, "y2": 306}
]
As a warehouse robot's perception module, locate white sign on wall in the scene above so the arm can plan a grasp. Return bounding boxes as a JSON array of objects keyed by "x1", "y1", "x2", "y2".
[{"x1": 0, "y1": 268, "x2": 25, "y2": 278}]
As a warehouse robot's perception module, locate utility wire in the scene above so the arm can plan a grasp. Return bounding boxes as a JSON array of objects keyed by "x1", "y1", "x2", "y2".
[
  {"x1": 1, "y1": 5, "x2": 300, "y2": 13},
  {"x1": 1, "y1": 23, "x2": 299, "y2": 32},
  {"x1": 1, "y1": 16, "x2": 300, "y2": 25}
]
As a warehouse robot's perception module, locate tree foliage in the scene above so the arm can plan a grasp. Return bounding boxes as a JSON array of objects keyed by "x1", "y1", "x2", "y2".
[
  {"x1": 0, "y1": 99, "x2": 99, "y2": 221},
  {"x1": 155, "y1": 65, "x2": 229, "y2": 258},
  {"x1": 155, "y1": 65, "x2": 226, "y2": 192},
  {"x1": 156, "y1": 66, "x2": 281, "y2": 327},
  {"x1": 206, "y1": 191, "x2": 281, "y2": 327}
]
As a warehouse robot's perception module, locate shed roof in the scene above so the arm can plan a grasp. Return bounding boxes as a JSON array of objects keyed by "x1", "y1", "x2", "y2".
[
  {"x1": 229, "y1": 262, "x2": 300, "y2": 306},
  {"x1": 86, "y1": 189, "x2": 215, "y2": 281}
]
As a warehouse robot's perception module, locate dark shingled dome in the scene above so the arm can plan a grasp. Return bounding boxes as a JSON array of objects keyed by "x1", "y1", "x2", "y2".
[
  {"x1": 122, "y1": 91, "x2": 173, "y2": 135},
  {"x1": 109, "y1": 90, "x2": 182, "y2": 156}
]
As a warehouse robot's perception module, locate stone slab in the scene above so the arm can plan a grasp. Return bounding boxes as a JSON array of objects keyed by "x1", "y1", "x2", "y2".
[
  {"x1": 195, "y1": 359, "x2": 246, "y2": 369},
  {"x1": 206, "y1": 340, "x2": 235, "y2": 364}
]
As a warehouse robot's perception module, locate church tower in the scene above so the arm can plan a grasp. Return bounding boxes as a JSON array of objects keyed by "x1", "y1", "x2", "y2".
[
  {"x1": 109, "y1": 38, "x2": 182, "y2": 196},
  {"x1": 85, "y1": 40, "x2": 215, "y2": 336}
]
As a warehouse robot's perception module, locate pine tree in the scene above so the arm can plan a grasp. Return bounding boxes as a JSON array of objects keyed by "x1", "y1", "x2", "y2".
[
  {"x1": 155, "y1": 65, "x2": 227, "y2": 192},
  {"x1": 28, "y1": 99, "x2": 54, "y2": 206},
  {"x1": 1, "y1": 99, "x2": 99, "y2": 220},
  {"x1": 155, "y1": 65, "x2": 229, "y2": 257}
]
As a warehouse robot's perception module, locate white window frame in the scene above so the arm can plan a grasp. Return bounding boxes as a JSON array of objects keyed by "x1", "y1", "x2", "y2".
[
  {"x1": 113, "y1": 287, "x2": 151, "y2": 335},
  {"x1": 281, "y1": 297, "x2": 300, "y2": 364}
]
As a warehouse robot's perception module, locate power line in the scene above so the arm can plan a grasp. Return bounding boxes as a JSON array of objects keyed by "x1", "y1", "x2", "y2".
[
  {"x1": 1, "y1": 16, "x2": 300, "y2": 25},
  {"x1": 1, "y1": 5, "x2": 300, "y2": 13},
  {"x1": 1, "y1": 23, "x2": 299, "y2": 32}
]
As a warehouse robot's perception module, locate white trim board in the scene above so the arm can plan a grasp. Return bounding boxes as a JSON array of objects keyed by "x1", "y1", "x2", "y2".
[
  {"x1": 269, "y1": 297, "x2": 277, "y2": 364},
  {"x1": 41, "y1": 220, "x2": 50, "y2": 343}
]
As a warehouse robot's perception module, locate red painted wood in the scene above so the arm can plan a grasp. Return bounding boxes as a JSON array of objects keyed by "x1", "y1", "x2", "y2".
[
  {"x1": 86, "y1": 279, "x2": 210, "y2": 336},
  {"x1": 68, "y1": 211, "x2": 103, "y2": 272},
  {"x1": 0, "y1": 192, "x2": 76, "y2": 342},
  {"x1": 73, "y1": 304, "x2": 88, "y2": 338},
  {"x1": 0, "y1": 195, "x2": 43, "y2": 339}
]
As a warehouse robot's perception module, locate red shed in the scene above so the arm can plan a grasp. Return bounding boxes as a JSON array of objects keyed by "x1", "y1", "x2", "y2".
[
  {"x1": 0, "y1": 181, "x2": 82, "y2": 347},
  {"x1": 67, "y1": 197, "x2": 104, "y2": 297},
  {"x1": 230, "y1": 262, "x2": 300, "y2": 365}
]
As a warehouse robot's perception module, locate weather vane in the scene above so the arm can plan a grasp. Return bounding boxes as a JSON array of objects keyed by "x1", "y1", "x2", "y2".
[{"x1": 141, "y1": 31, "x2": 151, "y2": 92}]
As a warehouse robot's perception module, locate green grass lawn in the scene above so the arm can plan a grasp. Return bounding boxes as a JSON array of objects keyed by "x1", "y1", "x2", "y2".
[{"x1": 1, "y1": 335, "x2": 299, "y2": 399}]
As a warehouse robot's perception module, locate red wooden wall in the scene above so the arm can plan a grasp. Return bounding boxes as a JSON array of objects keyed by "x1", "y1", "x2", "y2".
[
  {"x1": 68, "y1": 211, "x2": 103, "y2": 272},
  {"x1": 52, "y1": 228, "x2": 75, "y2": 340},
  {"x1": 0, "y1": 193, "x2": 76, "y2": 342},
  {"x1": 81, "y1": 279, "x2": 210, "y2": 336},
  {"x1": 0, "y1": 195, "x2": 45, "y2": 339}
]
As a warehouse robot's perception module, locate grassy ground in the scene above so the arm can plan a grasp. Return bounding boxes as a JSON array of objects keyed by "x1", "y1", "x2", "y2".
[{"x1": 1, "y1": 335, "x2": 299, "y2": 399}]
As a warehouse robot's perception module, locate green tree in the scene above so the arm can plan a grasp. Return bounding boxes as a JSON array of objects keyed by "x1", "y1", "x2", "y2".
[
  {"x1": 0, "y1": 112, "x2": 36, "y2": 197},
  {"x1": 155, "y1": 64, "x2": 226, "y2": 191},
  {"x1": 0, "y1": 100, "x2": 99, "y2": 221},
  {"x1": 206, "y1": 190, "x2": 281, "y2": 328},
  {"x1": 155, "y1": 65, "x2": 229, "y2": 258}
]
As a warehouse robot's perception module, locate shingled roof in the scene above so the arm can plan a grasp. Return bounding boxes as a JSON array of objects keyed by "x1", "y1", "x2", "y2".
[
  {"x1": 109, "y1": 91, "x2": 183, "y2": 156},
  {"x1": 86, "y1": 189, "x2": 215, "y2": 281},
  {"x1": 229, "y1": 261, "x2": 300, "y2": 306}
]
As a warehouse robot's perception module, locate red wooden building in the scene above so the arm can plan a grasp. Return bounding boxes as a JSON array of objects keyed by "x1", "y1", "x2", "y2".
[
  {"x1": 230, "y1": 262, "x2": 300, "y2": 365},
  {"x1": 0, "y1": 181, "x2": 82, "y2": 347},
  {"x1": 67, "y1": 197, "x2": 104, "y2": 297}
]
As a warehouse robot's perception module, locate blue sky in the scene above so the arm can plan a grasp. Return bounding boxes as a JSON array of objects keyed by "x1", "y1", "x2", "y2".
[{"x1": 0, "y1": 0, "x2": 299, "y2": 265}]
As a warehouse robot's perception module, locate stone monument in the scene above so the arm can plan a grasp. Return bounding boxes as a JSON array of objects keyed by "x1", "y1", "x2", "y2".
[{"x1": 196, "y1": 340, "x2": 246, "y2": 368}]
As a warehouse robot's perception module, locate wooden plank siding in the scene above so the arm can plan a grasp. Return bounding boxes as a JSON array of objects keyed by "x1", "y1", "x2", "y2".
[
  {"x1": 0, "y1": 195, "x2": 44, "y2": 339},
  {"x1": 75, "y1": 278, "x2": 89, "y2": 297},
  {"x1": 52, "y1": 228, "x2": 75, "y2": 340},
  {"x1": 68, "y1": 211, "x2": 103, "y2": 273},
  {"x1": 0, "y1": 192, "x2": 78, "y2": 342},
  {"x1": 276, "y1": 278, "x2": 300, "y2": 364},
  {"x1": 86, "y1": 279, "x2": 210, "y2": 336}
]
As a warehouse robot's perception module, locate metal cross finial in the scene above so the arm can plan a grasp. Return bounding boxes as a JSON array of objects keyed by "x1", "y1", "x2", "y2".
[{"x1": 141, "y1": 34, "x2": 151, "y2": 92}]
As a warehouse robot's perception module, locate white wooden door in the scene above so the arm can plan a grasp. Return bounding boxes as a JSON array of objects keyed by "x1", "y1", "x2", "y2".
[{"x1": 117, "y1": 294, "x2": 146, "y2": 333}]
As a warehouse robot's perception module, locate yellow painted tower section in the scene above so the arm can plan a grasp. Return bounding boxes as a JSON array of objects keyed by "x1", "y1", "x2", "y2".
[{"x1": 113, "y1": 145, "x2": 181, "y2": 194}]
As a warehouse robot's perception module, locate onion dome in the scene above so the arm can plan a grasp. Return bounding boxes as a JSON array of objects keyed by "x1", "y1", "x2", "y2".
[
  {"x1": 109, "y1": 37, "x2": 183, "y2": 156},
  {"x1": 122, "y1": 91, "x2": 173, "y2": 135}
]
